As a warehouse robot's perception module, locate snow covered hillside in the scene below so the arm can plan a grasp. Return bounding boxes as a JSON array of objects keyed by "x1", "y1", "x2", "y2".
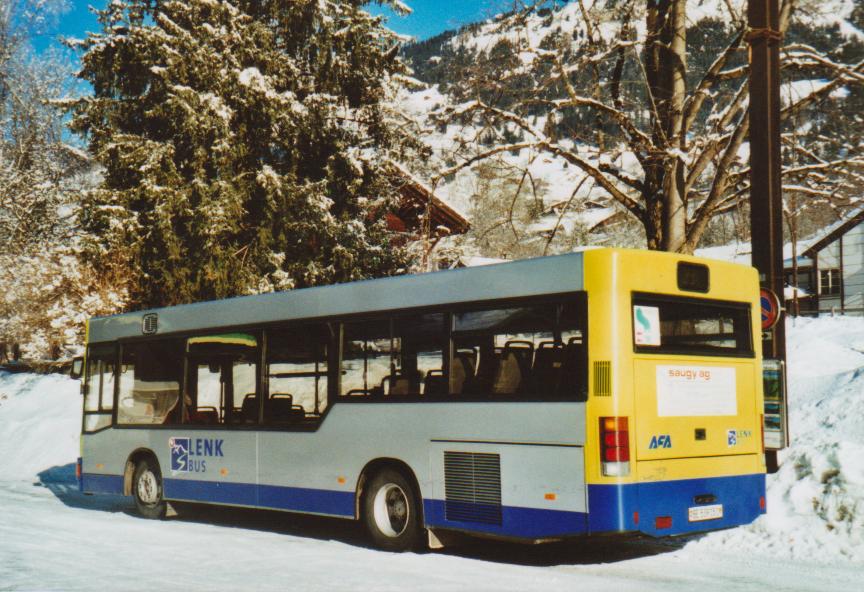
[
  {"x1": 0, "y1": 316, "x2": 862, "y2": 590},
  {"x1": 399, "y1": 0, "x2": 864, "y2": 260}
]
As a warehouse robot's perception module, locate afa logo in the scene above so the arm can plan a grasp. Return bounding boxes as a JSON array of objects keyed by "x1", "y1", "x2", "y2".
[
  {"x1": 169, "y1": 437, "x2": 190, "y2": 472},
  {"x1": 648, "y1": 434, "x2": 672, "y2": 449}
]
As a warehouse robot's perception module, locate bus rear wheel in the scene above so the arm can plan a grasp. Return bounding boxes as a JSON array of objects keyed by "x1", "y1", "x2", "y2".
[
  {"x1": 133, "y1": 458, "x2": 167, "y2": 519},
  {"x1": 362, "y1": 468, "x2": 423, "y2": 552}
]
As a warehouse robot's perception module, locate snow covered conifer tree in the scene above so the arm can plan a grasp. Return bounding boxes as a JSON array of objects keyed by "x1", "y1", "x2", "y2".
[{"x1": 71, "y1": 0, "x2": 418, "y2": 308}]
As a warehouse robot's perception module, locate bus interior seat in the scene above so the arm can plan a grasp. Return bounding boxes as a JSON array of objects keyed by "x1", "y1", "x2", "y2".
[
  {"x1": 345, "y1": 389, "x2": 371, "y2": 398},
  {"x1": 561, "y1": 336, "x2": 588, "y2": 399},
  {"x1": 492, "y1": 341, "x2": 533, "y2": 395},
  {"x1": 450, "y1": 350, "x2": 477, "y2": 395},
  {"x1": 240, "y1": 394, "x2": 258, "y2": 423},
  {"x1": 532, "y1": 341, "x2": 565, "y2": 395},
  {"x1": 424, "y1": 369, "x2": 447, "y2": 396},
  {"x1": 189, "y1": 406, "x2": 219, "y2": 425},
  {"x1": 464, "y1": 346, "x2": 498, "y2": 395},
  {"x1": 388, "y1": 376, "x2": 411, "y2": 395},
  {"x1": 268, "y1": 393, "x2": 305, "y2": 423},
  {"x1": 384, "y1": 371, "x2": 421, "y2": 396}
]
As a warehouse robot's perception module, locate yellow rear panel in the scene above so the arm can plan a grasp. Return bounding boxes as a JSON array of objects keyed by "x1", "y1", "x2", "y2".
[
  {"x1": 583, "y1": 249, "x2": 766, "y2": 486},
  {"x1": 633, "y1": 358, "x2": 760, "y2": 461}
]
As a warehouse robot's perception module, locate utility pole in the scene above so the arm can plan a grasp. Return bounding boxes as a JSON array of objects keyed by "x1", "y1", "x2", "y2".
[
  {"x1": 748, "y1": 0, "x2": 787, "y2": 470},
  {"x1": 748, "y1": 0, "x2": 785, "y2": 359}
]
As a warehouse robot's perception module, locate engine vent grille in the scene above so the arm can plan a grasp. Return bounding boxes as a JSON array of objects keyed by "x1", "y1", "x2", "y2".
[
  {"x1": 593, "y1": 361, "x2": 611, "y2": 397},
  {"x1": 444, "y1": 451, "x2": 502, "y2": 525}
]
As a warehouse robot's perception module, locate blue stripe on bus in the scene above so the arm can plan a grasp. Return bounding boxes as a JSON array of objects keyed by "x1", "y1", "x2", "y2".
[
  {"x1": 162, "y1": 478, "x2": 355, "y2": 517},
  {"x1": 81, "y1": 473, "x2": 124, "y2": 495},
  {"x1": 164, "y1": 478, "x2": 258, "y2": 507},
  {"x1": 82, "y1": 471, "x2": 765, "y2": 540},
  {"x1": 258, "y1": 484, "x2": 354, "y2": 517},
  {"x1": 424, "y1": 500, "x2": 589, "y2": 538},
  {"x1": 588, "y1": 473, "x2": 766, "y2": 536}
]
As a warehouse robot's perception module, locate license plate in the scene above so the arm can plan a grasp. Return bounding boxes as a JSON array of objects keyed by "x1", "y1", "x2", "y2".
[{"x1": 688, "y1": 504, "x2": 723, "y2": 522}]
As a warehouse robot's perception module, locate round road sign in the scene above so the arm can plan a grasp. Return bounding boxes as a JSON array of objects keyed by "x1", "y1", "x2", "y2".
[{"x1": 760, "y1": 288, "x2": 781, "y2": 330}]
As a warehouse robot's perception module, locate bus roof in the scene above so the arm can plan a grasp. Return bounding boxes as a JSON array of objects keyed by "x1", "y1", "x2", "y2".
[{"x1": 88, "y1": 251, "x2": 589, "y2": 343}]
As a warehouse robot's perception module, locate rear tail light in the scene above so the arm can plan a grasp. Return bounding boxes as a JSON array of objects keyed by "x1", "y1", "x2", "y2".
[
  {"x1": 655, "y1": 516, "x2": 672, "y2": 530},
  {"x1": 600, "y1": 416, "x2": 631, "y2": 477}
]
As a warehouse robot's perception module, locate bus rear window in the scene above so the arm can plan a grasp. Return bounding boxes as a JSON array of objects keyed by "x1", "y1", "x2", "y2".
[{"x1": 632, "y1": 294, "x2": 753, "y2": 357}]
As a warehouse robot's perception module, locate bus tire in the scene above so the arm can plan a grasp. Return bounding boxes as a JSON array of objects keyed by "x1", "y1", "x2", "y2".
[
  {"x1": 132, "y1": 457, "x2": 166, "y2": 519},
  {"x1": 362, "y1": 468, "x2": 423, "y2": 552}
]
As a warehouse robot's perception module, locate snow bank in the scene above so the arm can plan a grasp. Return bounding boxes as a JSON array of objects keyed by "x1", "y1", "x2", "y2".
[
  {"x1": 692, "y1": 316, "x2": 864, "y2": 563},
  {"x1": 0, "y1": 372, "x2": 80, "y2": 481}
]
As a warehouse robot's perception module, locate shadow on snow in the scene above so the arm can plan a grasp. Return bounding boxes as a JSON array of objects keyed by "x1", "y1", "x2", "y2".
[
  {"x1": 35, "y1": 464, "x2": 697, "y2": 566},
  {"x1": 35, "y1": 463, "x2": 131, "y2": 513}
]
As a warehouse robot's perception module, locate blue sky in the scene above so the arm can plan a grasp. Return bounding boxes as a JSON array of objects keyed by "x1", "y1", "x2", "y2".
[
  {"x1": 31, "y1": 0, "x2": 507, "y2": 54},
  {"x1": 370, "y1": 0, "x2": 507, "y2": 40}
]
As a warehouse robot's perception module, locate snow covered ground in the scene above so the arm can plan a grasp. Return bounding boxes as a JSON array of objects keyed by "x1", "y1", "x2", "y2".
[{"x1": 1, "y1": 316, "x2": 863, "y2": 590}]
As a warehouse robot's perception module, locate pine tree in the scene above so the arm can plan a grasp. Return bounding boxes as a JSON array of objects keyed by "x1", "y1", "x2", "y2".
[{"x1": 71, "y1": 0, "x2": 418, "y2": 308}]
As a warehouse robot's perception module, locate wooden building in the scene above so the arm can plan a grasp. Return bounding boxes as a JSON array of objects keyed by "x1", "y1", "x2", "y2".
[
  {"x1": 385, "y1": 161, "x2": 470, "y2": 239},
  {"x1": 785, "y1": 206, "x2": 864, "y2": 315}
]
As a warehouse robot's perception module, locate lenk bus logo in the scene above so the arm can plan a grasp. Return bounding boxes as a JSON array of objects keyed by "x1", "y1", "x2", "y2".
[
  {"x1": 727, "y1": 429, "x2": 751, "y2": 446},
  {"x1": 169, "y1": 437, "x2": 224, "y2": 473},
  {"x1": 648, "y1": 434, "x2": 672, "y2": 449}
]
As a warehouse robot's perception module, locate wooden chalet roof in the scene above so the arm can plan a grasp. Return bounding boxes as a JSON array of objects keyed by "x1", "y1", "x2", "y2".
[{"x1": 386, "y1": 161, "x2": 470, "y2": 236}]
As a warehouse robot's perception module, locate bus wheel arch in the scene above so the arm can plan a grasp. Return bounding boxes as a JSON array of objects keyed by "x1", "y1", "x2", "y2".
[
  {"x1": 356, "y1": 459, "x2": 425, "y2": 551},
  {"x1": 125, "y1": 449, "x2": 167, "y2": 519},
  {"x1": 123, "y1": 448, "x2": 159, "y2": 496}
]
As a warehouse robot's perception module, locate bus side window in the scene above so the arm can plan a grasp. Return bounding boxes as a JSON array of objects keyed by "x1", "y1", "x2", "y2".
[
  {"x1": 267, "y1": 325, "x2": 329, "y2": 422},
  {"x1": 452, "y1": 301, "x2": 586, "y2": 399},
  {"x1": 117, "y1": 339, "x2": 184, "y2": 426},
  {"x1": 83, "y1": 344, "x2": 116, "y2": 432},
  {"x1": 393, "y1": 313, "x2": 446, "y2": 397},
  {"x1": 341, "y1": 320, "x2": 394, "y2": 399},
  {"x1": 186, "y1": 333, "x2": 258, "y2": 426},
  {"x1": 453, "y1": 307, "x2": 549, "y2": 396},
  {"x1": 84, "y1": 357, "x2": 102, "y2": 413}
]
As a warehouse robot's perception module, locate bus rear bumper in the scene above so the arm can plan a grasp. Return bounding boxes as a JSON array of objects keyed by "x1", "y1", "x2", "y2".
[{"x1": 588, "y1": 473, "x2": 766, "y2": 537}]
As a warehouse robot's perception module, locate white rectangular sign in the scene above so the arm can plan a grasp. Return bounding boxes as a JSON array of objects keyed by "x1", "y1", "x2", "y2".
[
  {"x1": 688, "y1": 504, "x2": 723, "y2": 522},
  {"x1": 656, "y1": 365, "x2": 737, "y2": 417},
  {"x1": 634, "y1": 305, "x2": 661, "y2": 346}
]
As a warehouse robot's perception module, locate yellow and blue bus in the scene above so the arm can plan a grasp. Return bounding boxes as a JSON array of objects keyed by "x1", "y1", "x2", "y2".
[{"x1": 74, "y1": 248, "x2": 767, "y2": 550}]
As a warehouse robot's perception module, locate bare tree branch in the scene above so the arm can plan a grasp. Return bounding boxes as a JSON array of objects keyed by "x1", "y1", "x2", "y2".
[{"x1": 682, "y1": 27, "x2": 746, "y2": 135}]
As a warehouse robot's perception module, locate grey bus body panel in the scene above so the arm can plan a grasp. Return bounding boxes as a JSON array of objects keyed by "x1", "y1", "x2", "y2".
[
  {"x1": 82, "y1": 402, "x2": 588, "y2": 529},
  {"x1": 81, "y1": 252, "x2": 591, "y2": 539},
  {"x1": 87, "y1": 253, "x2": 585, "y2": 343}
]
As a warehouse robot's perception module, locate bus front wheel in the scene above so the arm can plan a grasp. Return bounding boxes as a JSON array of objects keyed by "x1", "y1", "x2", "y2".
[
  {"x1": 133, "y1": 458, "x2": 166, "y2": 519},
  {"x1": 362, "y1": 468, "x2": 423, "y2": 552}
]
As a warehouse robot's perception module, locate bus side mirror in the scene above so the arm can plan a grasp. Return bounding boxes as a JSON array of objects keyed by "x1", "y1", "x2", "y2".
[{"x1": 70, "y1": 357, "x2": 84, "y2": 380}]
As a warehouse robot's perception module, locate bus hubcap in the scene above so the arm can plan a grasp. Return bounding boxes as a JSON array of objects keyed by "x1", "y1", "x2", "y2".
[
  {"x1": 137, "y1": 470, "x2": 159, "y2": 505},
  {"x1": 373, "y1": 483, "x2": 409, "y2": 537}
]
